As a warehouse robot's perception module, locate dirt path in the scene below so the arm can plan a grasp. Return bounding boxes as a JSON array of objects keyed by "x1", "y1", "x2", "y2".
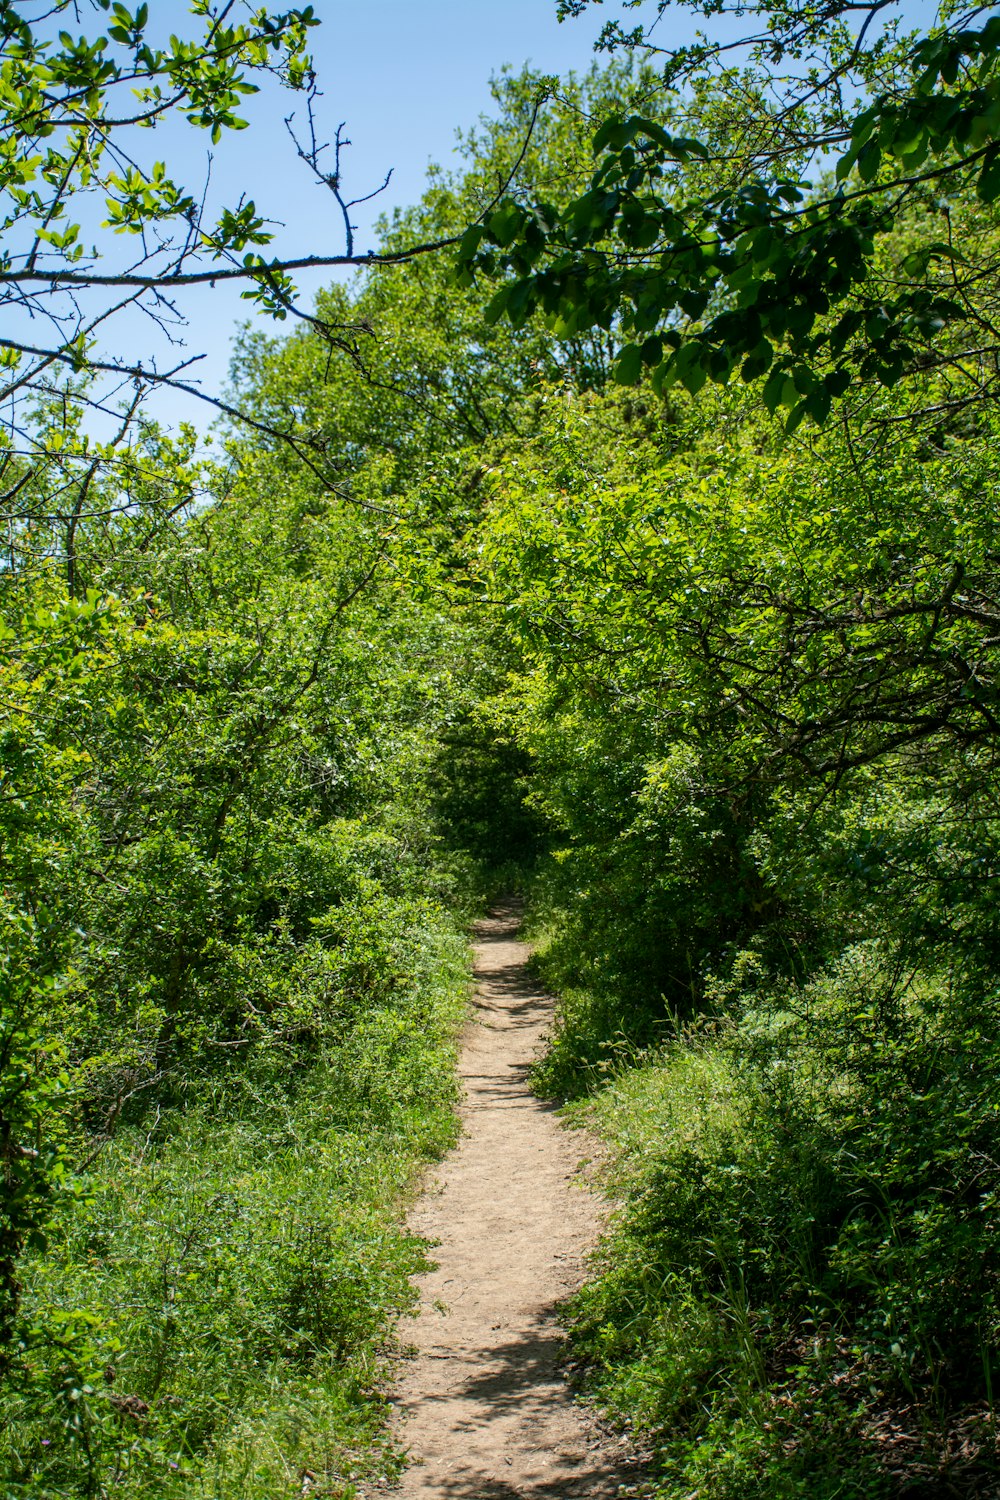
[{"x1": 390, "y1": 905, "x2": 645, "y2": 1500}]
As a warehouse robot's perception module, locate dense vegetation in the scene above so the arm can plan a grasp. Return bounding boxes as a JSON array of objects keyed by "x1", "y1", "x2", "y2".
[
  {"x1": 488, "y1": 380, "x2": 1000, "y2": 1496},
  {"x1": 464, "y1": 4, "x2": 1000, "y2": 1488},
  {"x1": 5, "y1": 0, "x2": 1000, "y2": 1496},
  {"x1": 0, "y1": 382, "x2": 480, "y2": 1493},
  {"x1": 0, "y1": 48, "x2": 614, "y2": 1495}
]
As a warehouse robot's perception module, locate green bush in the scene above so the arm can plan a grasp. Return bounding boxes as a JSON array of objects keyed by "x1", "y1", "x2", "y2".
[{"x1": 557, "y1": 936, "x2": 1000, "y2": 1497}]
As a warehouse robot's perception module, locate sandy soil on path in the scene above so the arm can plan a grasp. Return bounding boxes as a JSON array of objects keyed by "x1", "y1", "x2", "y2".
[{"x1": 390, "y1": 905, "x2": 646, "y2": 1500}]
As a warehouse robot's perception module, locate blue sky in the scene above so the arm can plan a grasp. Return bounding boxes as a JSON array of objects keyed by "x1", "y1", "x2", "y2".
[{"x1": 137, "y1": 0, "x2": 617, "y2": 428}]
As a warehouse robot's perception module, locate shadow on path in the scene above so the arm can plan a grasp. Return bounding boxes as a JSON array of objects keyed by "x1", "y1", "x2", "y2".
[{"x1": 392, "y1": 903, "x2": 648, "y2": 1499}]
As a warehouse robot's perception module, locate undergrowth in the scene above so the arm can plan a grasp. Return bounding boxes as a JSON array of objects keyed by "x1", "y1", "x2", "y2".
[
  {"x1": 549, "y1": 959, "x2": 1000, "y2": 1500},
  {"x1": 1, "y1": 912, "x2": 467, "y2": 1500}
]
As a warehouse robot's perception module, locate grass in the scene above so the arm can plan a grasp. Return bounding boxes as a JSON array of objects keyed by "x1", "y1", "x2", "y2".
[
  {"x1": 1, "y1": 914, "x2": 469, "y2": 1500},
  {"x1": 542, "y1": 962, "x2": 1000, "y2": 1500}
]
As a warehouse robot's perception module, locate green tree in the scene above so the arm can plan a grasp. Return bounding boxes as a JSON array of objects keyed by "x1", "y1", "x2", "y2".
[
  {"x1": 0, "y1": 0, "x2": 474, "y2": 582},
  {"x1": 2, "y1": 66, "x2": 634, "y2": 1490},
  {"x1": 470, "y1": 368, "x2": 1000, "y2": 1488},
  {"x1": 461, "y1": 1, "x2": 1000, "y2": 427}
]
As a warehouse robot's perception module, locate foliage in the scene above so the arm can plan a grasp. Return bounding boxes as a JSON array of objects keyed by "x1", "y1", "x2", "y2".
[
  {"x1": 0, "y1": 310, "x2": 483, "y2": 1496},
  {"x1": 461, "y1": 2, "x2": 1000, "y2": 425},
  {"x1": 0, "y1": 0, "x2": 457, "y2": 586},
  {"x1": 0, "y1": 62, "x2": 646, "y2": 1492},
  {"x1": 469, "y1": 353, "x2": 1000, "y2": 1491},
  {"x1": 564, "y1": 941, "x2": 1000, "y2": 1497},
  {"x1": 10, "y1": 24, "x2": 1000, "y2": 1499},
  {"x1": 0, "y1": 1, "x2": 317, "y2": 406},
  {"x1": 3, "y1": 912, "x2": 466, "y2": 1500}
]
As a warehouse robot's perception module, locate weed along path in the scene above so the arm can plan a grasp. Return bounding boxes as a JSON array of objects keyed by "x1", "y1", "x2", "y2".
[{"x1": 390, "y1": 905, "x2": 644, "y2": 1500}]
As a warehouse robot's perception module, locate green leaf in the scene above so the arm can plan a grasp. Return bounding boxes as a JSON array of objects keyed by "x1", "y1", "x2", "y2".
[
  {"x1": 488, "y1": 202, "x2": 524, "y2": 248},
  {"x1": 640, "y1": 334, "x2": 663, "y2": 367},
  {"x1": 977, "y1": 147, "x2": 1000, "y2": 203},
  {"x1": 805, "y1": 387, "x2": 832, "y2": 424},
  {"x1": 678, "y1": 354, "x2": 707, "y2": 395},
  {"x1": 630, "y1": 116, "x2": 674, "y2": 151},
  {"x1": 679, "y1": 289, "x2": 708, "y2": 320},
  {"x1": 791, "y1": 364, "x2": 817, "y2": 396},
  {"x1": 836, "y1": 145, "x2": 858, "y2": 182},
  {"x1": 483, "y1": 286, "x2": 511, "y2": 325},
  {"x1": 762, "y1": 370, "x2": 788, "y2": 414},
  {"x1": 785, "y1": 398, "x2": 808, "y2": 434},
  {"x1": 740, "y1": 338, "x2": 773, "y2": 381},
  {"x1": 857, "y1": 139, "x2": 882, "y2": 182},
  {"x1": 592, "y1": 116, "x2": 624, "y2": 155},
  {"x1": 850, "y1": 104, "x2": 879, "y2": 146},
  {"x1": 613, "y1": 343, "x2": 644, "y2": 385},
  {"x1": 457, "y1": 223, "x2": 486, "y2": 262},
  {"x1": 824, "y1": 367, "x2": 852, "y2": 398}
]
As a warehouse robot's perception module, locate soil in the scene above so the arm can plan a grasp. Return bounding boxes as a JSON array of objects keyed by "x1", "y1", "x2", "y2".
[{"x1": 389, "y1": 904, "x2": 647, "y2": 1499}]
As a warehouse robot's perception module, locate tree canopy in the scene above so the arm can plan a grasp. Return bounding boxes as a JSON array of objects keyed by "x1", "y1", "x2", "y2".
[
  {"x1": 460, "y1": 1, "x2": 1000, "y2": 427},
  {"x1": 0, "y1": 0, "x2": 474, "y2": 580}
]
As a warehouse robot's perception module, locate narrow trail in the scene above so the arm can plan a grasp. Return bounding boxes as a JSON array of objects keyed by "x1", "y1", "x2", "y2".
[{"x1": 391, "y1": 905, "x2": 645, "y2": 1499}]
